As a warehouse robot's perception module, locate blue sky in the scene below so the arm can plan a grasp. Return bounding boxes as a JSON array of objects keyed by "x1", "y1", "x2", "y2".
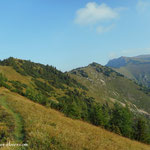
[{"x1": 0, "y1": 0, "x2": 150, "y2": 71}]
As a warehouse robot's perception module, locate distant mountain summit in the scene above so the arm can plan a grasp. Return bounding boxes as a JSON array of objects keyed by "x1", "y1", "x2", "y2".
[
  {"x1": 107, "y1": 55, "x2": 150, "y2": 68},
  {"x1": 106, "y1": 55, "x2": 150, "y2": 87},
  {"x1": 106, "y1": 56, "x2": 128, "y2": 68}
]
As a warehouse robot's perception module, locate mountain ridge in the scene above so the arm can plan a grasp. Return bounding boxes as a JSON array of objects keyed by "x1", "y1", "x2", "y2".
[
  {"x1": 106, "y1": 54, "x2": 150, "y2": 87},
  {"x1": 69, "y1": 62, "x2": 150, "y2": 114}
]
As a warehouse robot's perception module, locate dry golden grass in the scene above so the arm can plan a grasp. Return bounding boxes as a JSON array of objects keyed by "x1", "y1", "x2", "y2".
[
  {"x1": 0, "y1": 66, "x2": 76, "y2": 101},
  {"x1": 0, "y1": 66, "x2": 31, "y2": 85},
  {"x1": 0, "y1": 87, "x2": 150, "y2": 150}
]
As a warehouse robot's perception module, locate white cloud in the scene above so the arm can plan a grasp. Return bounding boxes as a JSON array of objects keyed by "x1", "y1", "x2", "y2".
[
  {"x1": 136, "y1": 0, "x2": 150, "y2": 13},
  {"x1": 75, "y1": 3, "x2": 119, "y2": 25},
  {"x1": 74, "y1": 2, "x2": 125, "y2": 33}
]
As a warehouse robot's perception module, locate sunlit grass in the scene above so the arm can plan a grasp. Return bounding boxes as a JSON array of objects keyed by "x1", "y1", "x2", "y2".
[
  {"x1": 0, "y1": 87, "x2": 150, "y2": 150},
  {"x1": 0, "y1": 66, "x2": 31, "y2": 85}
]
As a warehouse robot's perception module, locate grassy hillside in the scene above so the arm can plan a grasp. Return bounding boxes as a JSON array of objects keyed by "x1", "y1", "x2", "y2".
[
  {"x1": 69, "y1": 62, "x2": 150, "y2": 114},
  {"x1": 0, "y1": 57, "x2": 89, "y2": 107},
  {"x1": 1, "y1": 57, "x2": 150, "y2": 147},
  {"x1": 106, "y1": 55, "x2": 150, "y2": 87},
  {"x1": 0, "y1": 87, "x2": 150, "y2": 150}
]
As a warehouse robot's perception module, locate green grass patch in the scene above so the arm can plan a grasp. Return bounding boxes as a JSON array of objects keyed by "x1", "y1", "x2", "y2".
[{"x1": 0, "y1": 96, "x2": 25, "y2": 143}]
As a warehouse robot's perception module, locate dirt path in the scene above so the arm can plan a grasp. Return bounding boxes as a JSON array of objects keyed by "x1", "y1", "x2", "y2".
[{"x1": 0, "y1": 96, "x2": 26, "y2": 150}]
